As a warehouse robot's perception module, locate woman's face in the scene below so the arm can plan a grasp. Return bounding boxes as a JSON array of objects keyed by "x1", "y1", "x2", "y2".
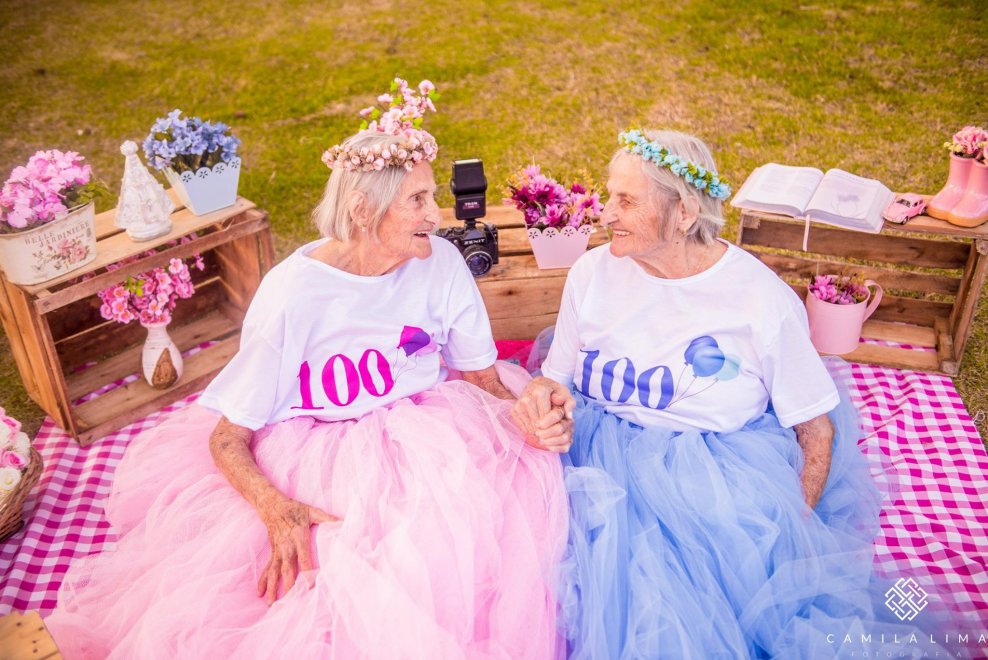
[
  {"x1": 370, "y1": 161, "x2": 441, "y2": 263},
  {"x1": 600, "y1": 156, "x2": 675, "y2": 260}
]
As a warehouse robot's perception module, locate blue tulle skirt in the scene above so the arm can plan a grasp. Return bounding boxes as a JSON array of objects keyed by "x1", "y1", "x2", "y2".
[{"x1": 557, "y1": 384, "x2": 966, "y2": 659}]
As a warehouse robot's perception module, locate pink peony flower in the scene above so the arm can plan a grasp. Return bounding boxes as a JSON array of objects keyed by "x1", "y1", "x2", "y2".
[
  {"x1": 0, "y1": 409, "x2": 20, "y2": 436},
  {"x1": 948, "y1": 126, "x2": 988, "y2": 156},
  {"x1": 1, "y1": 449, "x2": 27, "y2": 470}
]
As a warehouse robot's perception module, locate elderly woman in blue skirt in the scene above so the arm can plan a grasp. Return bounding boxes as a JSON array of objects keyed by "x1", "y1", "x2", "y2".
[{"x1": 513, "y1": 129, "x2": 905, "y2": 658}]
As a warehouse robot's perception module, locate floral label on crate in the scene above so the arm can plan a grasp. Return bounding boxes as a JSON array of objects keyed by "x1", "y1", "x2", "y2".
[{"x1": 0, "y1": 203, "x2": 97, "y2": 285}]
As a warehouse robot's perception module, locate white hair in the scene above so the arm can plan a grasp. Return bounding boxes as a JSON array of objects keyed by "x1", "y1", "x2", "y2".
[
  {"x1": 311, "y1": 131, "x2": 411, "y2": 240},
  {"x1": 611, "y1": 129, "x2": 726, "y2": 245}
]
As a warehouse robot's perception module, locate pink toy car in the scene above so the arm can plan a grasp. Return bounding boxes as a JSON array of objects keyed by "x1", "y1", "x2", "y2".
[{"x1": 883, "y1": 193, "x2": 928, "y2": 224}]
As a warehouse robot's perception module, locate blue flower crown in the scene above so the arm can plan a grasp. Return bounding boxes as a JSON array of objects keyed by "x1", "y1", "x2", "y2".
[{"x1": 618, "y1": 130, "x2": 731, "y2": 200}]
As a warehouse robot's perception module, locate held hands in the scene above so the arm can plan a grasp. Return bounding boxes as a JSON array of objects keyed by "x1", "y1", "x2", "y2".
[
  {"x1": 511, "y1": 376, "x2": 576, "y2": 453},
  {"x1": 256, "y1": 494, "x2": 338, "y2": 605}
]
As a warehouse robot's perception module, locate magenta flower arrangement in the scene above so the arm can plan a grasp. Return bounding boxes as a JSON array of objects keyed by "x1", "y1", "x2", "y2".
[
  {"x1": 944, "y1": 126, "x2": 988, "y2": 159},
  {"x1": 98, "y1": 248, "x2": 205, "y2": 326},
  {"x1": 0, "y1": 150, "x2": 106, "y2": 234},
  {"x1": 505, "y1": 164, "x2": 604, "y2": 230},
  {"x1": 808, "y1": 274, "x2": 870, "y2": 305}
]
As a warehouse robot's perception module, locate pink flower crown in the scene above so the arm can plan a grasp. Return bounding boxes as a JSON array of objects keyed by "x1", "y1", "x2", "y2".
[{"x1": 322, "y1": 78, "x2": 440, "y2": 172}]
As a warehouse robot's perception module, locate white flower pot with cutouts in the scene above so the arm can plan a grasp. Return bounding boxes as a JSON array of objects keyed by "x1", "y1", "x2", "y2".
[
  {"x1": 164, "y1": 157, "x2": 241, "y2": 216},
  {"x1": 527, "y1": 224, "x2": 594, "y2": 270}
]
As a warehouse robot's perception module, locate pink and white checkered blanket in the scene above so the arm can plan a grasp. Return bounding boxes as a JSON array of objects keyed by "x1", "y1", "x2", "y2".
[{"x1": 1, "y1": 358, "x2": 986, "y2": 618}]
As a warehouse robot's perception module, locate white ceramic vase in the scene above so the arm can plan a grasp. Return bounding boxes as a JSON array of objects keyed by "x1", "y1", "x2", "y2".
[{"x1": 141, "y1": 321, "x2": 183, "y2": 389}]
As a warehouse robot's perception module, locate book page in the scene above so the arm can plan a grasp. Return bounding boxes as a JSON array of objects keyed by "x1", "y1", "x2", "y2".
[
  {"x1": 730, "y1": 163, "x2": 824, "y2": 217},
  {"x1": 804, "y1": 169, "x2": 893, "y2": 233}
]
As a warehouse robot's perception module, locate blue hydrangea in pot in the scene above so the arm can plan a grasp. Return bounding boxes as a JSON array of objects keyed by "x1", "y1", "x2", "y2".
[{"x1": 143, "y1": 110, "x2": 241, "y2": 216}]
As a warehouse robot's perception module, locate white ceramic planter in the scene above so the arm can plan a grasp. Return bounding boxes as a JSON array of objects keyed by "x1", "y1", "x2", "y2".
[
  {"x1": 0, "y1": 203, "x2": 97, "y2": 285},
  {"x1": 164, "y1": 157, "x2": 241, "y2": 216},
  {"x1": 141, "y1": 321, "x2": 183, "y2": 389},
  {"x1": 527, "y1": 224, "x2": 594, "y2": 269}
]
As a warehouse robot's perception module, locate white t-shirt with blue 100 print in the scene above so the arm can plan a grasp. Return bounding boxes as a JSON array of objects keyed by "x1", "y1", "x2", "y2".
[
  {"x1": 198, "y1": 236, "x2": 498, "y2": 430},
  {"x1": 541, "y1": 241, "x2": 839, "y2": 434}
]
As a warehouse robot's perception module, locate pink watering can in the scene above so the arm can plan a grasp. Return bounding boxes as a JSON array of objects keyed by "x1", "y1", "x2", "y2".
[{"x1": 805, "y1": 280, "x2": 884, "y2": 355}]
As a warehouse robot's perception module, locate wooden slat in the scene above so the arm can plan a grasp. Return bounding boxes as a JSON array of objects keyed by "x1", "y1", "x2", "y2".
[
  {"x1": 886, "y1": 213, "x2": 988, "y2": 239},
  {"x1": 33, "y1": 211, "x2": 268, "y2": 314},
  {"x1": 739, "y1": 218, "x2": 969, "y2": 269},
  {"x1": 73, "y1": 334, "x2": 240, "y2": 444},
  {"x1": 65, "y1": 311, "x2": 240, "y2": 400},
  {"x1": 934, "y1": 317, "x2": 957, "y2": 375},
  {"x1": 213, "y1": 226, "x2": 267, "y2": 314},
  {"x1": 0, "y1": 277, "x2": 70, "y2": 429},
  {"x1": 836, "y1": 342, "x2": 941, "y2": 372},
  {"x1": 46, "y1": 258, "x2": 222, "y2": 345},
  {"x1": 0, "y1": 611, "x2": 62, "y2": 660},
  {"x1": 54, "y1": 277, "x2": 228, "y2": 373},
  {"x1": 790, "y1": 285, "x2": 952, "y2": 328},
  {"x1": 478, "y1": 277, "x2": 566, "y2": 320},
  {"x1": 751, "y1": 252, "x2": 960, "y2": 296},
  {"x1": 949, "y1": 239, "x2": 988, "y2": 364},
  {"x1": 483, "y1": 254, "x2": 580, "y2": 281},
  {"x1": 0, "y1": 279, "x2": 42, "y2": 404},
  {"x1": 491, "y1": 312, "x2": 559, "y2": 341},
  {"x1": 439, "y1": 205, "x2": 524, "y2": 228},
  {"x1": 860, "y1": 319, "x2": 936, "y2": 347},
  {"x1": 740, "y1": 208, "x2": 988, "y2": 240},
  {"x1": 23, "y1": 197, "x2": 256, "y2": 295}
]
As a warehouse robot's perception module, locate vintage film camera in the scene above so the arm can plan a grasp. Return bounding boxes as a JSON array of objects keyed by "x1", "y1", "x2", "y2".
[{"x1": 435, "y1": 159, "x2": 499, "y2": 277}]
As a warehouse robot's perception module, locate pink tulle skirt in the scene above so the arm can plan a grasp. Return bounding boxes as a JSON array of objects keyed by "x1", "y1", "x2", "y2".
[{"x1": 46, "y1": 376, "x2": 567, "y2": 659}]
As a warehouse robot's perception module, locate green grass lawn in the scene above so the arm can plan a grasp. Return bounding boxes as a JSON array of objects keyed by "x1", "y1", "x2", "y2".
[{"x1": 1, "y1": 0, "x2": 986, "y2": 438}]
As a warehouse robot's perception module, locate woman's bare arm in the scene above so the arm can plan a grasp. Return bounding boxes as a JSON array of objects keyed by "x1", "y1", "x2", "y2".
[
  {"x1": 793, "y1": 413, "x2": 833, "y2": 509},
  {"x1": 461, "y1": 365, "x2": 514, "y2": 400},
  {"x1": 209, "y1": 417, "x2": 337, "y2": 605}
]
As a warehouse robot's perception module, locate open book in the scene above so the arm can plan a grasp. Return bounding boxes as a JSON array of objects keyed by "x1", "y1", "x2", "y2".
[{"x1": 730, "y1": 164, "x2": 894, "y2": 234}]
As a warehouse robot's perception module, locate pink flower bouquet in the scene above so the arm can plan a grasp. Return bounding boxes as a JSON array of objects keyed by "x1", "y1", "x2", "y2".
[
  {"x1": 98, "y1": 248, "x2": 205, "y2": 326},
  {"x1": 0, "y1": 408, "x2": 32, "y2": 499},
  {"x1": 505, "y1": 165, "x2": 604, "y2": 230},
  {"x1": 944, "y1": 126, "x2": 988, "y2": 159},
  {"x1": 808, "y1": 274, "x2": 870, "y2": 305},
  {"x1": 0, "y1": 150, "x2": 106, "y2": 234}
]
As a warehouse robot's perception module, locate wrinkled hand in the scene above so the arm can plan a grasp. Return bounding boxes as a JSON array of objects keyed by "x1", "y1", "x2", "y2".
[
  {"x1": 511, "y1": 376, "x2": 576, "y2": 453},
  {"x1": 256, "y1": 495, "x2": 338, "y2": 605}
]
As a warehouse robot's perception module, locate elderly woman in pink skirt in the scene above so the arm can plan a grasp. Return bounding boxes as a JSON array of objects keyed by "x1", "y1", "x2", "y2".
[{"x1": 46, "y1": 80, "x2": 570, "y2": 659}]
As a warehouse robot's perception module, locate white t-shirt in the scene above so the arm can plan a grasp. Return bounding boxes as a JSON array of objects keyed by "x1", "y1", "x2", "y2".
[
  {"x1": 198, "y1": 236, "x2": 497, "y2": 429},
  {"x1": 542, "y1": 241, "x2": 839, "y2": 433}
]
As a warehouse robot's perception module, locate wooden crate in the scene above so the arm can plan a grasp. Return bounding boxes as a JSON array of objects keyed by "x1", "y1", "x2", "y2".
[
  {"x1": 440, "y1": 206, "x2": 609, "y2": 340},
  {"x1": 0, "y1": 192, "x2": 274, "y2": 445},
  {"x1": 736, "y1": 210, "x2": 988, "y2": 375}
]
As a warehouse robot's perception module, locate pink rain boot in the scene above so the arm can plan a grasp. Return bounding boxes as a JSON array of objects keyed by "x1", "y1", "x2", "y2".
[
  {"x1": 927, "y1": 154, "x2": 974, "y2": 220},
  {"x1": 947, "y1": 160, "x2": 988, "y2": 227}
]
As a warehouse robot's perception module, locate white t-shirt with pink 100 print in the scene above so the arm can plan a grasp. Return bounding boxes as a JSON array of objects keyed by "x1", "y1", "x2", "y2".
[{"x1": 198, "y1": 236, "x2": 498, "y2": 430}]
